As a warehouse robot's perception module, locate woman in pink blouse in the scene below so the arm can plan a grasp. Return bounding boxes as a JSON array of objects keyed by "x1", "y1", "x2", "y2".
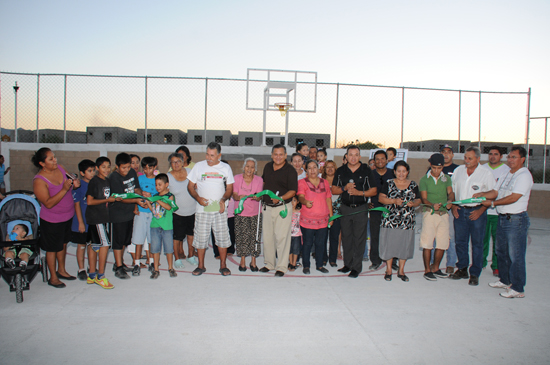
[
  {"x1": 233, "y1": 158, "x2": 263, "y2": 272},
  {"x1": 297, "y1": 160, "x2": 333, "y2": 274}
]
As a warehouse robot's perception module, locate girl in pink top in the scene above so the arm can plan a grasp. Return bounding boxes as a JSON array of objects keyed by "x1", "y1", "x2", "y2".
[{"x1": 297, "y1": 160, "x2": 333, "y2": 274}]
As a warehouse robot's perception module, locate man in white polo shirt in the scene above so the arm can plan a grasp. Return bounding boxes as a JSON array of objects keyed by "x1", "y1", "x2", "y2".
[
  {"x1": 449, "y1": 146, "x2": 496, "y2": 286},
  {"x1": 482, "y1": 146, "x2": 510, "y2": 277},
  {"x1": 481, "y1": 146, "x2": 533, "y2": 298}
]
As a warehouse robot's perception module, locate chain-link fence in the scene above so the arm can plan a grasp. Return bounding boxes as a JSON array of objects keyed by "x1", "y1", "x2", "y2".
[{"x1": 0, "y1": 71, "x2": 531, "y2": 154}]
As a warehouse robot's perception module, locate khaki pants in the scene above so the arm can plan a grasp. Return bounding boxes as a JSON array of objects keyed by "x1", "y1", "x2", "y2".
[{"x1": 262, "y1": 205, "x2": 293, "y2": 272}]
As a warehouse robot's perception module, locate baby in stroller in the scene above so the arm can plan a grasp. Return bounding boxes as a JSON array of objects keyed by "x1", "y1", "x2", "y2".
[{"x1": 3, "y1": 222, "x2": 33, "y2": 270}]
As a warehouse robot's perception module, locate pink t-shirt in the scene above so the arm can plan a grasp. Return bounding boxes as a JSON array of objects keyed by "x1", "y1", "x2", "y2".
[
  {"x1": 297, "y1": 177, "x2": 332, "y2": 229},
  {"x1": 233, "y1": 174, "x2": 263, "y2": 217}
]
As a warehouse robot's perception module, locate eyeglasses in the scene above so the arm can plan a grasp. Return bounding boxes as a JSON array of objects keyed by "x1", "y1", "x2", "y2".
[{"x1": 170, "y1": 160, "x2": 183, "y2": 165}]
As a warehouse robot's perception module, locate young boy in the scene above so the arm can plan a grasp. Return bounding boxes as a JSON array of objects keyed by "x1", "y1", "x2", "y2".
[
  {"x1": 0, "y1": 155, "x2": 11, "y2": 196},
  {"x1": 3, "y1": 224, "x2": 31, "y2": 271},
  {"x1": 129, "y1": 156, "x2": 158, "y2": 276},
  {"x1": 86, "y1": 157, "x2": 119, "y2": 289},
  {"x1": 145, "y1": 173, "x2": 177, "y2": 279},
  {"x1": 109, "y1": 153, "x2": 148, "y2": 279},
  {"x1": 386, "y1": 147, "x2": 397, "y2": 169},
  {"x1": 71, "y1": 159, "x2": 96, "y2": 281}
]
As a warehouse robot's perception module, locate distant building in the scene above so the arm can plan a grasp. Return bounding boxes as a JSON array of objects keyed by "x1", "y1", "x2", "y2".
[
  {"x1": 187, "y1": 129, "x2": 233, "y2": 146},
  {"x1": 288, "y1": 133, "x2": 331, "y2": 148},
  {"x1": 86, "y1": 127, "x2": 137, "y2": 144},
  {"x1": 136, "y1": 129, "x2": 186, "y2": 145}
]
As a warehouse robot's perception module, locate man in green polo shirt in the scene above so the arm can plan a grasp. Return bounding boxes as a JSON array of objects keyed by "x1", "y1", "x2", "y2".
[{"x1": 419, "y1": 153, "x2": 455, "y2": 281}]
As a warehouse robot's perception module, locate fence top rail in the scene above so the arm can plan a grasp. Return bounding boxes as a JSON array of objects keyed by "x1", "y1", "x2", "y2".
[
  {"x1": 0, "y1": 70, "x2": 529, "y2": 95},
  {"x1": 530, "y1": 116, "x2": 550, "y2": 119}
]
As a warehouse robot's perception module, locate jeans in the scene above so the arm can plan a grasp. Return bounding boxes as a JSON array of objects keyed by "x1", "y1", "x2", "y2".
[
  {"x1": 150, "y1": 227, "x2": 174, "y2": 254},
  {"x1": 496, "y1": 212, "x2": 529, "y2": 293},
  {"x1": 483, "y1": 214, "x2": 499, "y2": 270},
  {"x1": 446, "y1": 212, "x2": 457, "y2": 268},
  {"x1": 454, "y1": 206, "x2": 487, "y2": 277},
  {"x1": 301, "y1": 226, "x2": 328, "y2": 269},
  {"x1": 328, "y1": 218, "x2": 341, "y2": 264}
]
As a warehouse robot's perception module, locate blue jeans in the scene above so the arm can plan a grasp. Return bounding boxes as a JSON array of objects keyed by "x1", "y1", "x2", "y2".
[
  {"x1": 454, "y1": 207, "x2": 487, "y2": 277},
  {"x1": 446, "y1": 213, "x2": 457, "y2": 267},
  {"x1": 150, "y1": 227, "x2": 174, "y2": 255},
  {"x1": 301, "y1": 226, "x2": 328, "y2": 269},
  {"x1": 496, "y1": 212, "x2": 530, "y2": 293}
]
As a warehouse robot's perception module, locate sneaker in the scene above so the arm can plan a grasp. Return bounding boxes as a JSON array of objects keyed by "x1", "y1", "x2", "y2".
[
  {"x1": 19, "y1": 261, "x2": 27, "y2": 272},
  {"x1": 369, "y1": 263, "x2": 381, "y2": 270},
  {"x1": 316, "y1": 267, "x2": 329, "y2": 274},
  {"x1": 112, "y1": 263, "x2": 133, "y2": 273},
  {"x1": 94, "y1": 276, "x2": 114, "y2": 289},
  {"x1": 174, "y1": 259, "x2": 185, "y2": 269},
  {"x1": 114, "y1": 267, "x2": 130, "y2": 279},
  {"x1": 148, "y1": 263, "x2": 154, "y2": 273},
  {"x1": 468, "y1": 275, "x2": 479, "y2": 286},
  {"x1": 499, "y1": 289, "x2": 525, "y2": 298},
  {"x1": 169, "y1": 269, "x2": 177, "y2": 278},
  {"x1": 150, "y1": 270, "x2": 160, "y2": 279},
  {"x1": 86, "y1": 275, "x2": 95, "y2": 284},
  {"x1": 489, "y1": 280, "x2": 511, "y2": 289},
  {"x1": 449, "y1": 268, "x2": 469, "y2": 280},
  {"x1": 432, "y1": 270, "x2": 448, "y2": 278},
  {"x1": 77, "y1": 270, "x2": 88, "y2": 281},
  {"x1": 5, "y1": 258, "x2": 16, "y2": 269},
  {"x1": 132, "y1": 265, "x2": 140, "y2": 276},
  {"x1": 423, "y1": 272, "x2": 437, "y2": 281},
  {"x1": 303, "y1": 267, "x2": 310, "y2": 275},
  {"x1": 187, "y1": 256, "x2": 199, "y2": 265}
]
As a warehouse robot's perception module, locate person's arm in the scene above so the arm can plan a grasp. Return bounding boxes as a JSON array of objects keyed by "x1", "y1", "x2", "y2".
[
  {"x1": 378, "y1": 193, "x2": 401, "y2": 205},
  {"x1": 219, "y1": 183, "x2": 233, "y2": 214},
  {"x1": 4, "y1": 166, "x2": 10, "y2": 175},
  {"x1": 87, "y1": 194, "x2": 118, "y2": 206},
  {"x1": 33, "y1": 177, "x2": 73, "y2": 209},
  {"x1": 481, "y1": 193, "x2": 523, "y2": 208},
  {"x1": 74, "y1": 201, "x2": 86, "y2": 233},
  {"x1": 473, "y1": 189, "x2": 497, "y2": 200},
  {"x1": 298, "y1": 193, "x2": 312, "y2": 209},
  {"x1": 326, "y1": 197, "x2": 333, "y2": 217},
  {"x1": 154, "y1": 196, "x2": 173, "y2": 211},
  {"x1": 446, "y1": 186, "x2": 455, "y2": 209}
]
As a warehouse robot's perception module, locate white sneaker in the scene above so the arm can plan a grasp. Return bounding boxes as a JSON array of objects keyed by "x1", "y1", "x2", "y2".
[
  {"x1": 499, "y1": 289, "x2": 525, "y2": 298},
  {"x1": 186, "y1": 256, "x2": 199, "y2": 265},
  {"x1": 488, "y1": 280, "x2": 511, "y2": 289}
]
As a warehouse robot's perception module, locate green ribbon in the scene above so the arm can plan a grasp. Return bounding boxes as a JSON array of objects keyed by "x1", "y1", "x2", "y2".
[
  {"x1": 234, "y1": 190, "x2": 288, "y2": 218},
  {"x1": 111, "y1": 192, "x2": 179, "y2": 211},
  {"x1": 327, "y1": 207, "x2": 390, "y2": 227},
  {"x1": 450, "y1": 197, "x2": 486, "y2": 205}
]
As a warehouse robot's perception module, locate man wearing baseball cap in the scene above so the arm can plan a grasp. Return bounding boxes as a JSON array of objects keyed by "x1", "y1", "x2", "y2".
[{"x1": 419, "y1": 153, "x2": 455, "y2": 280}]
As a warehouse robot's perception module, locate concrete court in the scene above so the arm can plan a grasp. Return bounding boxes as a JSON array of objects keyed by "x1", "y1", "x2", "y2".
[{"x1": 1, "y1": 218, "x2": 549, "y2": 365}]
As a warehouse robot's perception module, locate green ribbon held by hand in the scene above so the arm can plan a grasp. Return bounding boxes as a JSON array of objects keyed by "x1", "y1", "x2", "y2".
[
  {"x1": 234, "y1": 190, "x2": 288, "y2": 218},
  {"x1": 111, "y1": 193, "x2": 179, "y2": 211},
  {"x1": 327, "y1": 207, "x2": 390, "y2": 228},
  {"x1": 450, "y1": 197, "x2": 486, "y2": 205}
]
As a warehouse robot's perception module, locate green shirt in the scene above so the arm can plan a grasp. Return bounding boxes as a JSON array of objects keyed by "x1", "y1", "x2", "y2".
[
  {"x1": 150, "y1": 192, "x2": 174, "y2": 230},
  {"x1": 419, "y1": 172, "x2": 452, "y2": 213}
]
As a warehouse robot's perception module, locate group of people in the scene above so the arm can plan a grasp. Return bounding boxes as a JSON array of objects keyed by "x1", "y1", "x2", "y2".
[{"x1": 3, "y1": 141, "x2": 533, "y2": 299}]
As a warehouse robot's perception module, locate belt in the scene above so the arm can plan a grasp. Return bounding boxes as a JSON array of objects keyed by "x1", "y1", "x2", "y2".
[
  {"x1": 499, "y1": 212, "x2": 525, "y2": 220},
  {"x1": 342, "y1": 203, "x2": 367, "y2": 209},
  {"x1": 462, "y1": 205, "x2": 481, "y2": 209}
]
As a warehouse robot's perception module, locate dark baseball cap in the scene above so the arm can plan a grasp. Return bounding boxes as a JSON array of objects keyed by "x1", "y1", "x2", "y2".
[
  {"x1": 429, "y1": 153, "x2": 445, "y2": 166},
  {"x1": 440, "y1": 144, "x2": 454, "y2": 152}
]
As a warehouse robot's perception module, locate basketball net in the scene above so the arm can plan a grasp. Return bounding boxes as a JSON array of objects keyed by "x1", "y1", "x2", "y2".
[{"x1": 275, "y1": 103, "x2": 292, "y2": 117}]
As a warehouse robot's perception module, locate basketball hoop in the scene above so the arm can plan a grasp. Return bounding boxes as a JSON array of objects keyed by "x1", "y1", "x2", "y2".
[{"x1": 274, "y1": 103, "x2": 292, "y2": 117}]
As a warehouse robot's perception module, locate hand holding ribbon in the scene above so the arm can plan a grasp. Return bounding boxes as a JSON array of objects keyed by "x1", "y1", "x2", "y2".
[
  {"x1": 110, "y1": 193, "x2": 179, "y2": 211},
  {"x1": 234, "y1": 190, "x2": 288, "y2": 218}
]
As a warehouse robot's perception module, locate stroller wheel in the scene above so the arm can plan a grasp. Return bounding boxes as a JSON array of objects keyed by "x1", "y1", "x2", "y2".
[{"x1": 15, "y1": 273, "x2": 24, "y2": 303}]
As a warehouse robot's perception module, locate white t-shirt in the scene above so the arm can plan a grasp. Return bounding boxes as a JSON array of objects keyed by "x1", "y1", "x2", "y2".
[
  {"x1": 483, "y1": 163, "x2": 511, "y2": 215},
  {"x1": 452, "y1": 164, "x2": 495, "y2": 206},
  {"x1": 187, "y1": 160, "x2": 235, "y2": 214},
  {"x1": 495, "y1": 167, "x2": 533, "y2": 214}
]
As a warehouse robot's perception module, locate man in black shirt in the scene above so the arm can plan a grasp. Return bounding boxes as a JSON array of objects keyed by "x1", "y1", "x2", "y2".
[
  {"x1": 368, "y1": 150, "x2": 395, "y2": 270},
  {"x1": 332, "y1": 146, "x2": 377, "y2": 277},
  {"x1": 260, "y1": 144, "x2": 298, "y2": 277}
]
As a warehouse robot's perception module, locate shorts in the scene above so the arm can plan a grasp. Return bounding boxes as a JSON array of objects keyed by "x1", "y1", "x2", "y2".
[
  {"x1": 150, "y1": 227, "x2": 174, "y2": 255},
  {"x1": 89, "y1": 223, "x2": 111, "y2": 251},
  {"x1": 111, "y1": 220, "x2": 133, "y2": 250},
  {"x1": 71, "y1": 230, "x2": 92, "y2": 245},
  {"x1": 6, "y1": 247, "x2": 33, "y2": 257},
  {"x1": 173, "y1": 214, "x2": 195, "y2": 241},
  {"x1": 193, "y1": 212, "x2": 230, "y2": 250},
  {"x1": 290, "y1": 236, "x2": 302, "y2": 255},
  {"x1": 40, "y1": 218, "x2": 72, "y2": 252},
  {"x1": 131, "y1": 212, "x2": 152, "y2": 245},
  {"x1": 419, "y1": 211, "x2": 450, "y2": 250}
]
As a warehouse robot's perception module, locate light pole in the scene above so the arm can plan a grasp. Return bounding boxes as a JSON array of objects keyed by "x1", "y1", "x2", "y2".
[{"x1": 13, "y1": 82, "x2": 19, "y2": 142}]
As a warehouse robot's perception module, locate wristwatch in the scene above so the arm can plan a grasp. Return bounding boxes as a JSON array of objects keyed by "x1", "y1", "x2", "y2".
[{"x1": 491, "y1": 201, "x2": 495, "y2": 208}]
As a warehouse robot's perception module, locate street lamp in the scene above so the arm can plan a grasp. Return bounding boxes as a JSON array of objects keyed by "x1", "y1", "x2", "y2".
[{"x1": 13, "y1": 82, "x2": 19, "y2": 142}]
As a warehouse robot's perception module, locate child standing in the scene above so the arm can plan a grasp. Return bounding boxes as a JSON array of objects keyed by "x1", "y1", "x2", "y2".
[
  {"x1": 3, "y1": 224, "x2": 31, "y2": 271},
  {"x1": 109, "y1": 153, "x2": 147, "y2": 279},
  {"x1": 317, "y1": 148, "x2": 327, "y2": 174},
  {"x1": 0, "y1": 155, "x2": 11, "y2": 196},
  {"x1": 129, "y1": 157, "x2": 157, "y2": 275},
  {"x1": 288, "y1": 198, "x2": 302, "y2": 271},
  {"x1": 130, "y1": 154, "x2": 143, "y2": 176},
  {"x1": 145, "y1": 173, "x2": 177, "y2": 279},
  {"x1": 71, "y1": 159, "x2": 96, "y2": 281},
  {"x1": 86, "y1": 157, "x2": 119, "y2": 289}
]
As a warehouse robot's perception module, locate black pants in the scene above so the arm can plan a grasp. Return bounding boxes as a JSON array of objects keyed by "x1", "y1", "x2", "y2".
[
  {"x1": 213, "y1": 217, "x2": 236, "y2": 257},
  {"x1": 340, "y1": 204, "x2": 369, "y2": 272},
  {"x1": 368, "y1": 211, "x2": 383, "y2": 266}
]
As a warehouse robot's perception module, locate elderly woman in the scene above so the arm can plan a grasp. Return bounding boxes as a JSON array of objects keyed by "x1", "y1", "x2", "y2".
[
  {"x1": 378, "y1": 160, "x2": 421, "y2": 282},
  {"x1": 233, "y1": 158, "x2": 263, "y2": 272},
  {"x1": 297, "y1": 160, "x2": 333, "y2": 274},
  {"x1": 168, "y1": 152, "x2": 198, "y2": 267},
  {"x1": 322, "y1": 160, "x2": 340, "y2": 267},
  {"x1": 32, "y1": 147, "x2": 81, "y2": 288}
]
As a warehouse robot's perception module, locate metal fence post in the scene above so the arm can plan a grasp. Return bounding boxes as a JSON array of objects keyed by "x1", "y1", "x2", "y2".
[
  {"x1": 525, "y1": 88, "x2": 531, "y2": 168},
  {"x1": 401, "y1": 87, "x2": 405, "y2": 147},
  {"x1": 478, "y1": 91, "x2": 481, "y2": 150},
  {"x1": 63, "y1": 75, "x2": 67, "y2": 143},
  {"x1": 458, "y1": 90, "x2": 461, "y2": 153},
  {"x1": 144, "y1": 76, "x2": 148, "y2": 144},
  {"x1": 204, "y1": 78, "x2": 208, "y2": 144},
  {"x1": 36, "y1": 74, "x2": 40, "y2": 143},
  {"x1": 544, "y1": 117, "x2": 548, "y2": 184},
  {"x1": 334, "y1": 83, "x2": 339, "y2": 148}
]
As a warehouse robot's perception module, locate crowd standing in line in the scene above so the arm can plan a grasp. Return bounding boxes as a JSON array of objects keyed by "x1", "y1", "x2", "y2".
[{"x1": 4, "y1": 141, "x2": 531, "y2": 299}]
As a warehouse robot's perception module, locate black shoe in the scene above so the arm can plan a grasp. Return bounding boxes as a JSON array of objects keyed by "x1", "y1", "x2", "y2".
[
  {"x1": 397, "y1": 274, "x2": 409, "y2": 282},
  {"x1": 274, "y1": 270, "x2": 285, "y2": 277},
  {"x1": 77, "y1": 270, "x2": 88, "y2": 281},
  {"x1": 316, "y1": 267, "x2": 329, "y2": 274},
  {"x1": 47, "y1": 279, "x2": 66, "y2": 288},
  {"x1": 424, "y1": 272, "x2": 437, "y2": 281},
  {"x1": 239, "y1": 266, "x2": 247, "y2": 272},
  {"x1": 384, "y1": 273, "x2": 392, "y2": 281},
  {"x1": 337, "y1": 266, "x2": 351, "y2": 273},
  {"x1": 348, "y1": 270, "x2": 359, "y2": 278},
  {"x1": 114, "y1": 266, "x2": 130, "y2": 279},
  {"x1": 56, "y1": 272, "x2": 77, "y2": 281},
  {"x1": 132, "y1": 265, "x2": 141, "y2": 276},
  {"x1": 369, "y1": 263, "x2": 381, "y2": 270},
  {"x1": 329, "y1": 262, "x2": 337, "y2": 267},
  {"x1": 468, "y1": 275, "x2": 479, "y2": 286},
  {"x1": 259, "y1": 267, "x2": 270, "y2": 273},
  {"x1": 303, "y1": 267, "x2": 310, "y2": 275},
  {"x1": 449, "y1": 268, "x2": 469, "y2": 280},
  {"x1": 250, "y1": 265, "x2": 259, "y2": 272},
  {"x1": 432, "y1": 270, "x2": 448, "y2": 278}
]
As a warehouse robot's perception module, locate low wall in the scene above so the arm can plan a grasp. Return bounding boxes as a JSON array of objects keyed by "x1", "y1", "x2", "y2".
[{"x1": 3, "y1": 143, "x2": 549, "y2": 218}]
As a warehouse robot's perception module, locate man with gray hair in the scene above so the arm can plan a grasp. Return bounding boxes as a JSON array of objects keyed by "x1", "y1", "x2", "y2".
[{"x1": 449, "y1": 146, "x2": 496, "y2": 285}]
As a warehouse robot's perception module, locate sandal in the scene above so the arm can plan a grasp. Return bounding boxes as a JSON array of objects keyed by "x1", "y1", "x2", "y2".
[
  {"x1": 250, "y1": 265, "x2": 259, "y2": 272},
  {"x1": 397, "y1": 274, "x2": 409, "y2": 282},
  {"x1": 219, "y1": 268, "x2": 231, "y2": 276},
  {"x1": 384, "y1": 273, "x2": 392, "y2": 281},
  {"x1": 192, "y1": 267, "x2": 206, "y2": 276},
  {"x1": 288, "y1": 264, "x2": 296, "y2": 272}
]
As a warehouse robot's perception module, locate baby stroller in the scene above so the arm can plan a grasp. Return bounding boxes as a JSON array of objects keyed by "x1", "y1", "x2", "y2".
[{"x1": 0, "y1": 190, "x2": 45, "y2": 303}]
